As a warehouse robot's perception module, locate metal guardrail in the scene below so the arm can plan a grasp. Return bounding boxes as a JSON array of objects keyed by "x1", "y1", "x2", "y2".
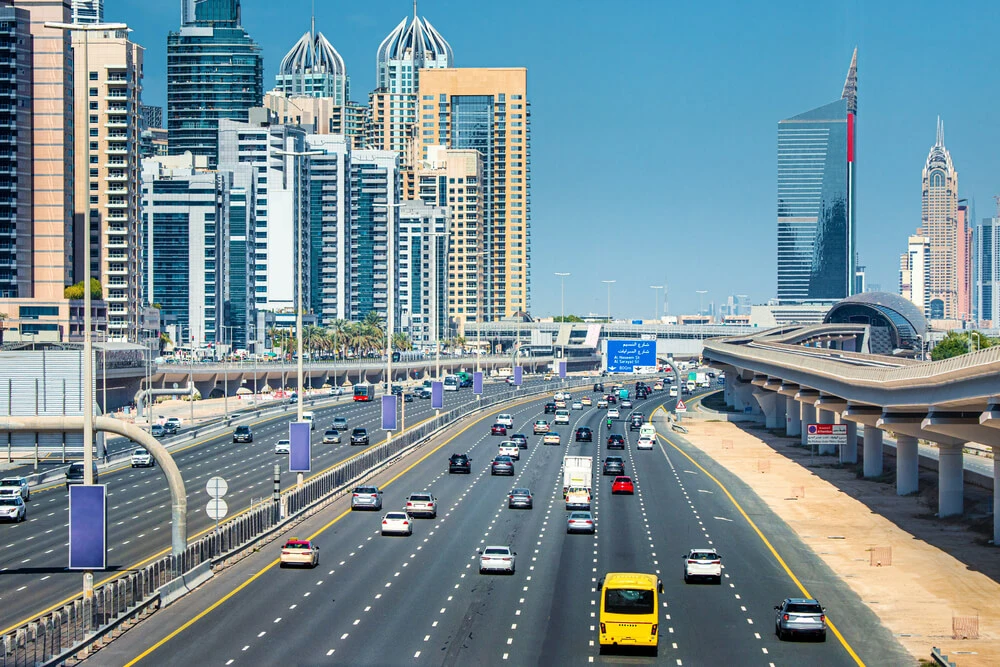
[
  {"x1": 155, "y1": 353, "x2": 536, "y2": 373},
  {"x1": 1, "y1": 376, "x2": 599, "y2": 666},
  {"x1": 930, "y1": 646, "x2": 957, "y2": 667}
]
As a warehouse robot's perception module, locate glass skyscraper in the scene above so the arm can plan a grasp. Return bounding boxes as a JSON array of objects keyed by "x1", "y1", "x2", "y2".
[
  {"x1": 167, "y1": 0, "x2": 263, "y2": 167},
  {"x1": 776, "y1": 49, "x2": 857, "y2": 304}
]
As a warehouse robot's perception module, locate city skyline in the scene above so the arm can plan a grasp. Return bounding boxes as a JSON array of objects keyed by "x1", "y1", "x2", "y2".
[{"x1": 94, "y1": 0, "x2": 1000, "y2": 318}]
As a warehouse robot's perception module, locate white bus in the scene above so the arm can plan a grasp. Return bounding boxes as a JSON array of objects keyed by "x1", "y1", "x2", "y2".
[{"x1": 443, "y1": 375, "x2": 460, "y2": 392}]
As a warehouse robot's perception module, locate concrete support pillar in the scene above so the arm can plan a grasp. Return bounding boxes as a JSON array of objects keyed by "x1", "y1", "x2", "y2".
[
  {"x1": 862, "y1": 425, "x2": 883, "y2": 478},
  {"x1": 785, "y1": 398, "x2": 801, "y2": 437},
  {"x1": 841, "y1": 420, "x2": 858, "y2": 464},
  {"x1": 937, "y1": 444, "x2": 965, "y2": 517},
  {"x1": 753, "y1": 390, "x2": 778, "y2": 429},
  {"x1": 775, "y1": 394, "x2": 786, "y2": 429},
  {"x1": 817, "y1": 408, "x2": 836, "y2": 455},
  {"x1": 734, "y1": 382, "x2": 758, "y2": 415},
  {"x1": 895, "y1": 434, "x2": 919, "y2": 496},
  {"x1": 800, "y1": 401, "x2": 816, "y2": 447},
  {"x1": 724, "y1": 373, "x2": 735, "y2": 409}
]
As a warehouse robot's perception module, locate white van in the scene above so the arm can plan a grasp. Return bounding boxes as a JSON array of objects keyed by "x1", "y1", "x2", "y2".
[
  {"x1": 639, "y1": 423, "x2": 656, "y2": 440},
  {"x1": 302, "y1": 411, "x2": 316, "y2": 430},
  {"x1": 443, "y1": 375, "x2": 460, "y2": 391},
  {"x1": 554, "y1": 409, "x2": 570, "y2": 425}
]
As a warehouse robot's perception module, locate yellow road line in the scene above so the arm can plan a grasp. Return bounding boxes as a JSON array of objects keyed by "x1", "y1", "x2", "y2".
[
  {"x1": 124, "y1": 393, "x2": 546, "y2": 665},
  {"x1": 652, "y1": 406, "x2": 865, "y2": 667}
]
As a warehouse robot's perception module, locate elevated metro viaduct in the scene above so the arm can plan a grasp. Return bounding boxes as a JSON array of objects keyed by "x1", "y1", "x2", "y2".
[{"x1": 704, "y1": 322, "x2": 1000, "y2": 545}]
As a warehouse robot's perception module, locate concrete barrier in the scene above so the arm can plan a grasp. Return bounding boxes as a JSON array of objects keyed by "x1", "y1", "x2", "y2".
[{"x1": 156, "y1": 559, "x2": 214, "y2": 608}]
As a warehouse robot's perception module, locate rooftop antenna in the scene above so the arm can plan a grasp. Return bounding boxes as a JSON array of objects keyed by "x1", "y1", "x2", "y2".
[
  {"x1": 414, "y1": 0, "x2": 418, "y2": 20},
  {"x1": 994, "y1": 195, "x2": 1000, "y2": 218},
  {"x1": 936, "y1": 116, "x2": 944, "y2": 146}
]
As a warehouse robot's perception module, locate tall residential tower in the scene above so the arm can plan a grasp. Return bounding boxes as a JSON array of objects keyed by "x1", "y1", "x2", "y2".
[
  {"x1": 776, "y1": 49, "x2": 857, "y2": 304},
  {"x1": 918, "y1": 118, "x2": 959, "y2": 321}
]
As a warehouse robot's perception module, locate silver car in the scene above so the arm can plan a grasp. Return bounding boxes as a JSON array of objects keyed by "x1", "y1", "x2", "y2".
[
  {"x1": 479, "y1": 545, "x2": 516, "y2": 574},
  {"x1": 775, "y1": 598, "x2": 827, "y2": 641},
  {"x1": 351, "y1": 486, "x2": 383, "y2": 511},
  {"x1": 566, "y1": 511, "x2": 595, "y2": 534},
  {"x1": 322, "y1": 429, "x2": 341, "y2": 444},
  {"x1": 508, "y1": 488, "x2": 533, "y2": 509}
]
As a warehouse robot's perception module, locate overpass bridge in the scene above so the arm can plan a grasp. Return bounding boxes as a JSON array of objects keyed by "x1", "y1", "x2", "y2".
[{"x1": 703, "y1": 323, "x2": 1000, "y2": 544}]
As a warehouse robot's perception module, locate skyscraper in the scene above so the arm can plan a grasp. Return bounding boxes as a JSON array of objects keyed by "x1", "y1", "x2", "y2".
[
  {"x1": 349, "y1": 150, "x2": 400, "y2": 323},
  {"x1": 900, "y1": 235, "x2": 930, "y2": 316},
  {"x1": 974, "y1": 215, "x2": 999, "y2": 328},
  {"x1": 167, "y1": 0, "x2": 263, "y2": 166},
  {"x1": 957, "y1": 199, "x2": 973, "y2": 322},
  {"x1": 275, "y1": 16, "x2": 348, "y2": 103},
  {"x1": 70, "y1": 0, "x2": 100, "y2": 23},
  {"x1": 71, "y1": 29, "x2": 144, "y2": 342},
  {"x1": 397, "y1": 200, "x2": 449, "y2": 348},
  {"x1": 917, "y1": 118, "x2": 959, "y2": 321},
  {"x1": 776, "y1": 49, "x2": 857, "y2": 304},
  {"x1": 0, "y1": 1, "x2": 32, "y2": 299},
  {"x1": 305, "y1": 133, "x2": 351, "y2": 324},
  {"x1": 369, "y1": 8, "x2": 453, "y2": 199},
  {"x1": 417, "y1": 68, "x2": 530, "y2": 321}
]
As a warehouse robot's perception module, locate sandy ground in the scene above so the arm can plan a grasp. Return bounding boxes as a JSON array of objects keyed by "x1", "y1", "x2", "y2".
[{"x1": 680, "y1": 419, "x2": 999, "y2": 667}]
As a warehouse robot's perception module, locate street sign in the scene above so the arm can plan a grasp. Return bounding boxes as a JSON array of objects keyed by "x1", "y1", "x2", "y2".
[
  {"x1": 514, "y1": 366, "x2": 523, "y2": 386},
  {"x1": 289, "y1": 422, "x2": 311, "y2": 472},
  {"x1": 675, "y1": 399, "x2": 688, "y2": 413},
  {"x1": 806, "y1": 423, "x2": 847, "y2": 446},
  {"x1": 606, "y1": 339, "x2": 656, "y2": 373},
  {"x1": 382, "y1": 395, "x2": 397, "y2": 431},
  {"x1": 206, "y1": 476, "x2": 228, "y2": 498},
  {"x1": 69, "y1": 485, "x2": 107, "y2": 570},
  {"x1": 206, "y1": 498, "x2": 228, "y2": 521},
  {"x1": 431, "y1": 381, "x2": 443, "y2": 409},
  {"x1": 473, "y1": 371, "x2": 483, "y2": 395},
  {"x1": 558, "y1": 361, "x2": 567, "y2": 378}
]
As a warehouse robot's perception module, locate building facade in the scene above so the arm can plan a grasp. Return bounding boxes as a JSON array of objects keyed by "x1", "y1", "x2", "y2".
[
  {"x1": 262, "y1": 92, "x2": 366, "y2": 147},
  {"x1": 275, "y1": 19, "x2": 348, "y2": 103},
  {"x1": 416, "y1": 68, "x2": 530, "y2": 322},
  {"x1": 0, "y1": 1, "x2": 32, "y2": 299},
  {"x1": 349, "y1": 150, "x2": 399, "y2": 324},
  {"x1": 974, "y1": 217, "x2": 998, "y2": 328},
  {"x1": 776, "y1": 49, "x2": 857, "y2": 304},
  {"x1": 70, "y1": 0, "x2": 99, "y2": 23},
  {"x1": 140, "y1": 103, "x2": 162, "y2": 129},
  {"x1": 72, "y1": 29, "x2": 143, "y2": 341},
  {"x1": 416, "y1": 145, "x2": 483, "y2": 334},
  {"x1": 918, "y1": 118, "x2": 959, "y2": 322},
  {"x1": 900, "y1": 234, "x2": 930, "y2": 316},
  {"x1": 141, "y1": 154, "x2": 230, "y2": 348},
  {"x1": 305, "y1": 134, "x2": 350, "y2": 325},
  {"x1": 397, "y1": 200, "x2": 449, "y2": 347},
  {"x1": 218, "y1": 113, "x2": 308, "y2": 314},
  {"x1": 166, "y1": 0, "x2": 262, "y2": 166},
  {"x1": 957, "y1": 200, "x2": 973, "y2": 322}
]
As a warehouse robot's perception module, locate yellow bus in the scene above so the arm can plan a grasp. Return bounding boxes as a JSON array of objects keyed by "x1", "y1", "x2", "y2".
[{"x1": 598, "y1": 572, "x2": 662, "y2": 655}]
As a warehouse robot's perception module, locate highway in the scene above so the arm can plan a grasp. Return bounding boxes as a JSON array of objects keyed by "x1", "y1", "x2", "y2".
[
  {"x1": 103, "y1": 383, "x2": 909, "y2": 666},
  {"x1": 0, "y1": 379, "x2": 531, "y2": 635}
]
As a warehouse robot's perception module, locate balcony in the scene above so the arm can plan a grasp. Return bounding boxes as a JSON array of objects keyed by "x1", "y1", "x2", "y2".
[
  {"x1": 105, "y1": 239, "x2": 127, "y2": 250},
  {"x1": 106, "y1": 200, "x2": 128, "y2": 209},
  {"x1": 108, "y1": 320, "x2": 128, "y2": 330},
  {"x1": 105, "y1": 293, "x2": 128, "y2": 303},
  {"x1": 106, "y1": 267, "x2": 128, "y2": 276},
  {"x1": 106, "y1": 173, "x2": 127, "y2": 181},
  {"x1": 104, "y1": 147, "x2": 127, "y2": 155}
]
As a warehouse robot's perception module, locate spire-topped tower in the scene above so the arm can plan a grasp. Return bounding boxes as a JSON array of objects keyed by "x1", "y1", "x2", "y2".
[
  {"x1": 919, "y1": 117, "x2": 959, "y2": 320},
  {"x1": 376, "y1": 7, "x2": 453, "y2": 93},
  {"x1": 275, "y1": 14, "x2": 349, "y2": 103},
  {"x1": 842, "y1": 47, "x2": 858, "y2": 115},
  {"x1": 935, "y1": 115, "x2": 944, "y2": 146}
]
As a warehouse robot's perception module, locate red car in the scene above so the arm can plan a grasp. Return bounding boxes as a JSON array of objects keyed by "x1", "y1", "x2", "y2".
[
  {"x1": 491, "y1": 423, "x2": 508, "y2": 436},
  {"x1": 611, "y1": 476, "x2": 635, "y2": 494}
]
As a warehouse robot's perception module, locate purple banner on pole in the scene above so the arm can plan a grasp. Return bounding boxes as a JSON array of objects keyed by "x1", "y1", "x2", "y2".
[
  {"x1": 289, "y1": 421, "x2": 311, "y2": 472},
  {"x1": 558, "y1": 361, "x2": 567, "y2": 378},
  {"x1": 382, "y1": 395, "x2": 397, "y2": 431},
  {"x1": 514, "y1": 366, "x2": 523, "y2": 386},
  {"x1": 431, "y1": 381, "x2": 443, "y2": 409},
  {"x1": 473, "y1": 371, "x2": 483, "y2": 395},
  {"x1": 69, "y1": 484, "x2": 107, "y2": 570}
]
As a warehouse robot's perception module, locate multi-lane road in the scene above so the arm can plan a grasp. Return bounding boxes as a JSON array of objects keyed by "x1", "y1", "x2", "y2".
[
  {"x1": 0, "y1": 379, "x2": 530, "y2": 635},
  {"x1": 100, "y1": 384, "x2": 910, "y2": 666}
]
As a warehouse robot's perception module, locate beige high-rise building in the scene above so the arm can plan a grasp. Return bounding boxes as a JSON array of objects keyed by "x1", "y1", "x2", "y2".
[
  {"x1": 262, "y1": 91, "x2": 366, "y2": 148},
  {"x1": 416, "y1": 68, "x2": 530, "y2": 322},
  {"x1": 72, "y1": 29, "x2": 143, "y2": 341},
  {"x1": 918, "y1": 117, "x2": 959, "y2": 322},
  {"x1": 417, "y1": 146, "x2": 484, "y2": 335}
]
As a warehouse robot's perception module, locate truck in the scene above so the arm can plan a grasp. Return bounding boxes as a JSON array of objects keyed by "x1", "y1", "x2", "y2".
[
  {"x1": 618, "y1": 388, "x2": 629, "y2": 401},
  {"x1": 688, "y1": 371, "x2": 709, "y2": 389},
  {"x1": 455, "y1": 371, "x2": 473, "y2": 388},
  {"x1": 563, "y1": 455, "x2": 593, "y2": 497}
]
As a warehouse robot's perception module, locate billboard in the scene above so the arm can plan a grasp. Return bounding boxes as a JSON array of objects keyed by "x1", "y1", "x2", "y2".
[
  {"x1": 431, "y1": 381, "x2": 443, "y2": 409},
  {"x1": 289, "y1": 422, "x2": 311, "y2": 472},
  {"x1": 382, "y1": 395, "x2": 397, "y2": 431},
  {"x1": 558, "y1": 361, "x2": 567, "y2": 378},
  {"x1": 513, "y1": 366, "x2": 523, "y2": 386},
  {"x1": 473, "y1": 371, "x2": 483, "y2": 395},
  {"x1": 606, "y1": 339, "x2": 657, "y2": 373},
  {"x1": 69, "y1": 484, "x2": 107, "y2": 570}
]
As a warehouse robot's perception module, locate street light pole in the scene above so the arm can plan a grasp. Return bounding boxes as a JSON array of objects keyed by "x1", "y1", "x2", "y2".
[{"x1": 373, "y1": 201, "x2": 403, "y2": 436}]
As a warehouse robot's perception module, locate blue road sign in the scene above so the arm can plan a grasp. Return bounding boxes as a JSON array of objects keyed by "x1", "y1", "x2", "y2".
[
  {"x1": 69, "y1": 484, "x2": 107, "y2": 570},
  {"x1": 606, "y1": 339, "x2": 656, "y2": 373}
]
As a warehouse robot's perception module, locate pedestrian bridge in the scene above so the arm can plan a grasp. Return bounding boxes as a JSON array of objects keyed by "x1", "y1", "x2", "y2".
[{"x1": 703, "y1": 323, "x2": 1000, "y2": 544}]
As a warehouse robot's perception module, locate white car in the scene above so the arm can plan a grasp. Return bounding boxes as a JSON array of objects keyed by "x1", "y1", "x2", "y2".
[
  {"x1": 683, "y1": 548, "x2": 722, "y2": 583},
  {"x1": 597, "y1": 398, "x2": 609, "y2": 409},
  {"x1": 669, "y1": 386, "x2": 679, "y2": 398},
  {"x1": 329, "y1": 387, "x2": 345, "y2": 396},
  {"x1": 479, "y1": 545, "x2": 516, "y2": 574},
  {"x1": 621, "y1": 399, "x2": 633, "y2": 409},
  {"x1": 165, "y1": 417, "x2": 181, "y2": 429},
  {"x1": 130, "y1": 448, "x2": 154, "y2": 468},
  {"x1": 0, "y1": 496, "x2": 26, "y2": 522},
  {"x1": 637, "y1": 435, "x2": 655, "y2": 450},
  {"x1": 275, "y1": 439, "x2": 291, "y2": 454},
  {"x1": 607, "y1": 408, "x2": 620, "y2": 419},
  {"x1": 0, "y1": 477, "x2": 30, "y2": 501},
  {"x1": 554, "y1": 410, "x2": 570, "y2": 425},
  {"x1": 497, "y1": 413, "x2": 514, "y2": 428},
  {"x1": 498, "y1": 441, "x2": 520, "y2": 460},
  {"x1": 571, "y1": 402, "x2": 583, "y2": 410},
  {"x1": 381, "y1": 511, "x2": 412, "y2": 536}
]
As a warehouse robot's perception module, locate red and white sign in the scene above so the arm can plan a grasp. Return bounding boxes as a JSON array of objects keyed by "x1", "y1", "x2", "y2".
[
  {"x1": 806, "y1": 423, "x2": 847, "y2": 446},
  {"x1": 675, "y1": 400, "x2": 687, "y2": 413}
]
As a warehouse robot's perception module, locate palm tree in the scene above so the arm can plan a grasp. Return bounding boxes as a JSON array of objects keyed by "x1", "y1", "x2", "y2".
[
  {"x1": 363, "y1": 311, "x2": 385, "y2": 342},
  {"x1": 392, "y1": 332, "x2": 412, "y2": 352},
  {"x1": 327, "y1": 319, "x2": 349, "y2": 359}
]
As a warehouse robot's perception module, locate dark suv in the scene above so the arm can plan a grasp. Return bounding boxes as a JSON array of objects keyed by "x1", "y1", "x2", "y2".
[
  {"x1": 449, "y1": 453, "x2": 472, "y2": 474},
  {"x1": 607, "y1": 434, "x2": 625, "y2": 450},
  {"x1": 65, "y1": 462, "x2": 99, "y2": 489},
  {"x1": 233, "y1": 425, "x2": 253, "y2": 443},
  {"x1": 574, "y1": 427, "x2": 593, "y2": 442},
  {"x1": 593, "y1": 383, "x2": 604, "y2": 393},
  {"x1": 509, "y1": 433, "x2": 528, "y2": 449},
  {"x1": 603, "y1": 456, "x2": 625, "y2": 476},
  {"x1": 350, "y1": 428, "x2": 369, "y2": 446},
  {"x1": 544, "y1": 402, "x2": 557, "y2": 414},
  {"x1": 629, "y1": 416, "x2": 643, "y2": 432}
]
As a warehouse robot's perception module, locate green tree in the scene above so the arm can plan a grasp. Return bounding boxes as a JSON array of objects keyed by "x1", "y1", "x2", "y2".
[
  {"x1": 392, "y1": 332, "x2": 412, "y2": 351},
  {"x1": 64, "y1": 278, "x2": 103, "y2": 300},
  {"x1": 553, "y1": 315, "x2": 585, "y2": 323},
  {"x1": 931, "y1": 330, "x2": 996, "y2": 361}
]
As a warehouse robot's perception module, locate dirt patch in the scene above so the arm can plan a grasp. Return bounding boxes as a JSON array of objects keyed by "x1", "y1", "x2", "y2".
[{"x1": 681, "y1": 420, "x2": 1000, "y2": 667}]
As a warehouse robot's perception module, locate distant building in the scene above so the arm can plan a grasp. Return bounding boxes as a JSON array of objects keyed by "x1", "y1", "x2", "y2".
[
  {"x1": 140, "y1": 127, "x2": 169, "y2": 159},
  {"x1": 777, "y1": 49, "x2": 857, "y2": 304},
  {"x1": 398, "y1": 200, "x2": 449, "y2": 347},
  {"x1": 957, "y1": 200, "x2": 973, "y2": 322},
  {"x1": 167, "y1": 0, "x2": 263, "y2": 166},
  {"x1": 304, "y1": 134, "x2": 351, "y2": 324},
  {"x1": 275, "y1": 17, "x2": 348, "y2": 103},
  {"x1": 974, "y1": 216, "x2": 999, "y2": 328},
  {"x1": 349, "y1": 150, "x2": 400, "y2": 324},
  {"x1": 854, "y1": 261, "x2": 866, "y2": 295},
  {"x1": 900, "y1": 235, "x2": 930, "y2": 316},
  {"x1": 918, "y1": 118, "x2": 959, "y2": 321},
  {"x1": 262, "y1": 91, "x2": 367, "y2": 147},
  {"x1": 71, "y1": 0, "x2": 100, "y2": 23},
  {"x1": 140, "y1": 104, "x2": 162, "y2": 129}
]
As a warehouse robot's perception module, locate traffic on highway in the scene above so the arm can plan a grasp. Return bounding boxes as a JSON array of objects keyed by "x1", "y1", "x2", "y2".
[{"x1": 92, "y1": 373, "x2": 899, "y2": 666}]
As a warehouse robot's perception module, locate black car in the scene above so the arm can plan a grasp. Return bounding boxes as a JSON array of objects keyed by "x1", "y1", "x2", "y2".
[
  {"x1": 350, "y1": 428, "x2": 369, "y2": 446},
  {"x1": 544, "y1": 402, "x2": 557, "y2": 414},
  {"x1": 636, "y1": 388, "x2": 649, "y2": 400},
  {"x1": 389, "y1": 384, "x2": 403, "y2": 395},
  {"x1": 403, "y1": 393, "x2": 414, "y2": 403},
  {"x1": 629, "y1": 416, "x2": 643, "y2": 432},
  {"x1": 606, "y1": 394, "x2": 617, "y2": 404},
  {"x1": 509, "y1": 433, "x2": 528, "y2": 449},
  {"x1": 575, "y1": 427, "x2": 593, "y2": 442},
  {"x1": 65, "y1": 461, "x2": 99, "y2": 489},
  {"x1": 449, "y1": 453, "x2": 472, "y2": 474},
  {"x1": 162, "y1": 422, "x2": 179, "y2": 435},
  {"x1": 415, "y1": 387, "x2": 431, "y2": 399},
  {"x1": 607, "y1": 434, "x2": 625, "y2": 449},
  {"x1": 603, "y1": 456, "x2": 625, "y2": 476},
  {"x1": 233, "y1": 425, "x2": 253, "y2": 443},
  {"x1": 593, "y1": 383, "x2": 604, "y2": 393}
]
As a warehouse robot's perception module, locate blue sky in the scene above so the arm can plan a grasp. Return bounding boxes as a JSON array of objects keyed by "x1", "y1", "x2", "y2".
[{"x1": 109, "y1": 0, "x2": 1000, "y2": 319}]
